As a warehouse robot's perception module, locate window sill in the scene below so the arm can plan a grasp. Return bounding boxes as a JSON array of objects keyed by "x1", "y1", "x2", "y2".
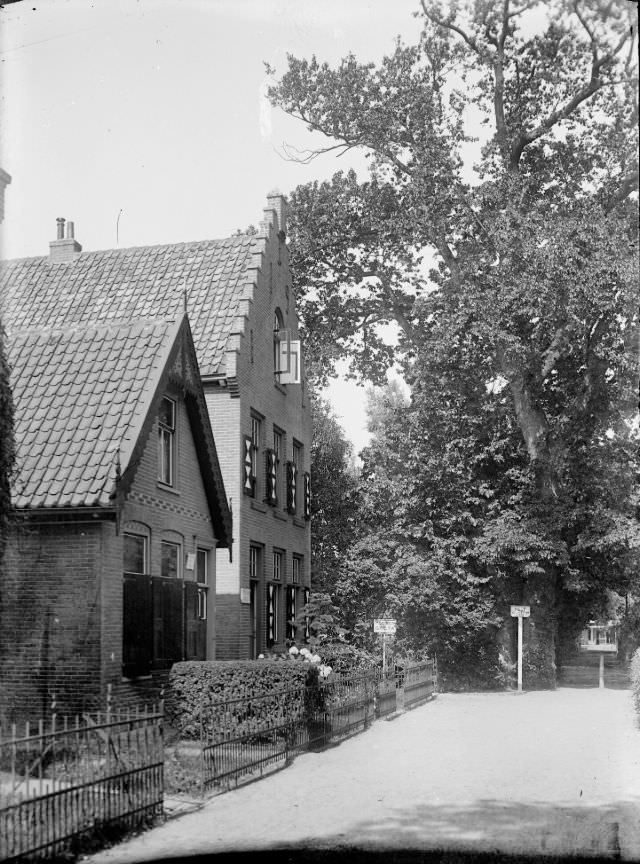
[
  {"x1": 274, "y1": 381, "x2": 286, "y2": 395},
  {"x1": 121, "y1": 675, "x2": 152, "y2": 682},
  {"x1": 293, "y1": 516, "x2": 306, "y2": 529},
  {"x1": 157, "y1": 483, "x2": 180, "y2": 497},
  {"x1": 273, "y1": 509, "x2": 288, "y2": 522},
  {"x1": 250, "y1": 499, "x2": 268, "y2": 514}
]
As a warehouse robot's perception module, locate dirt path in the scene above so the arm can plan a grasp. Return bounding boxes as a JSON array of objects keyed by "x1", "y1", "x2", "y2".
[{"x1": 86, "y1": 688, "x2": 640, "y2": 861}]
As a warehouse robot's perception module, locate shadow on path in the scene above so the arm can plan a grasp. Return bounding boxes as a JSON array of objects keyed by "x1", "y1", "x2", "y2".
[
  {"x1": 310, "y1": 798, "x2": 639, "y2": 858},
  {"x1": 124, "y1": 798, "x2": 640, "y2": 863}
]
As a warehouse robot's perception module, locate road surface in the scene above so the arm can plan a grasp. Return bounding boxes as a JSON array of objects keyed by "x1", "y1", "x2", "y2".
[{"x1": 86, "y1": 688, "x2": 640, "y2": 861}]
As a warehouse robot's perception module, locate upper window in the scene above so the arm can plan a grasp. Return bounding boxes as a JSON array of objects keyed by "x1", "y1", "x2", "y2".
[
  {"x1": 273, "y1": 309, "x2": 284, "y2": 375},
  {"x1": 249, "y1": 544, "x2": 262, "y2": 581},
  {"x1": 292, "y1": 555, "x2": 301, "y2": 585},
  {"x1": 273, "y1": 549, "x2": 283, "y2": 582},
  {"x1": 158, "y1": 397, "x2": 176, "y2": 486}
]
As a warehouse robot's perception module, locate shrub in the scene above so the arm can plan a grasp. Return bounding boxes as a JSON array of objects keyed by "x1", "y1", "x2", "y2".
[
  {"x1": 165, "y1": 660, "x2": 316, "y2": 740},
  {"x1": 317, "y1": 641, "x2": 377, "y2": 674},
  {"x1": 631, "y1": 648, "x2": 640, "y2": 716}
]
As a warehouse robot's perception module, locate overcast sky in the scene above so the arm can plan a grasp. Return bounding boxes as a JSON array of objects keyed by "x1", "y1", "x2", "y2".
[{"x1": 0, "y1": 0, "x2": 424, "y2": 452}]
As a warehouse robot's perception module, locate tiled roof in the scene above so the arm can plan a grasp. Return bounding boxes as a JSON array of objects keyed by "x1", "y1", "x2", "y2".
[
  {"x1": 1, "y1": 234, "x2": 258, "y2": 377},
  {"x1": 8, "y1": 319, "x2": 179, "y2": 510}
]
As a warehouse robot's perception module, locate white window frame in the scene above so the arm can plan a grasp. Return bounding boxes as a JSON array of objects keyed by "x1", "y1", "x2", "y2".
[{"x1": 158, "y1": 396, "x2": 176, "y2": 486}]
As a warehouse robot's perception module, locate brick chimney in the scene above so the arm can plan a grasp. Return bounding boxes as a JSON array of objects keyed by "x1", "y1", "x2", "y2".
[
  {"x1": 49, "y1": 217, "x2": 82, "y2": 262},
  {"x1": 265, "y1": 190, "x2": 287, "y2": 240}
]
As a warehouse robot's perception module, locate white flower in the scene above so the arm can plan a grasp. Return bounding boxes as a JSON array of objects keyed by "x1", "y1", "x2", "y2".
[
  {"x1": 319, "y1": 665, "x2": 332, "y2": 678},
  {"x1": 300, "y1": 647, "x2": 311, "y2": 658},
  {"x1": 310, "y1": 654, "x2": 321, "y2": 664},
  {"x1": 288, "y1": 646, "x2": 299, "y2": 655},
  {"x1": 258, "y1": 654, "x2": 265, "y2": 659}
]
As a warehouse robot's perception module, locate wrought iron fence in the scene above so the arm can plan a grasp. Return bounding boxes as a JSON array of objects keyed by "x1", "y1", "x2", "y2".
[
  {"x1": 404, "y1": 658, "x2": 437, "y2": 709},
  {"x1": 200, "y1": 670, "x2": 379, "y2": 793},
  {"x1": 198, "y1": 662, "x2": 436, "y2": 794},
  {"x1": 0, "y1": 706, "x2": 163, "y2": 862}
]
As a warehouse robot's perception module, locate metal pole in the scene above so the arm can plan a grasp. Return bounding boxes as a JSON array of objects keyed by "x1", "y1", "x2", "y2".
[
  {"x1": 599, "y1": 654, "x2": 604, "y2": 689},
  {"x1": 517, "y1": 615, "x2": 523, "y2": 692},
  {"x1": 383, "y1": 632, "x2": 387, "y2": 675}
]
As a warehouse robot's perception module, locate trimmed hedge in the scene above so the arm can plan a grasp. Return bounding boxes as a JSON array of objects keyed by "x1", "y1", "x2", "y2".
[
  {"x1": 165, "y1": 660, "x2": 318, "y2": 740},
  {"x1": 631, "y1": 648, "x2": 640, "y2": 716}
]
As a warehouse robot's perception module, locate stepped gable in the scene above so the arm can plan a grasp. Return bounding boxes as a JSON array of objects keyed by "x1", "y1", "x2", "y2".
[
  {"x1": 7, "y1": 318, "x2": 180, "y2": 510},
  {"x1": 0, "y1": 233, "x2": 259, "y2": 378}
]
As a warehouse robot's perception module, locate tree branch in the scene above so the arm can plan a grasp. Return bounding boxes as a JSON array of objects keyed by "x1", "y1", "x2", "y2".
[
  {"x1": 420, "y1": 0, "x2": 487, "y2": 58},
  {"x1": 541, "y1": 327, "x2": 567, "y2": 379},
  {"x1": 509, "y1": 25, "x2": 631, "y2": 168},
  {"x1": 604, "y1": 168, "x2": 639, "y2": 211}
]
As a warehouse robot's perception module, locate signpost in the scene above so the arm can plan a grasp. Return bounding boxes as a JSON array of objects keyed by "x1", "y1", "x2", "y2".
[
  {"x1": 374, "y1": 618, "x2": 396, "y2": 673},
  {"x1": 510, "y1": 605, "x2": 530, "y2": 692}
]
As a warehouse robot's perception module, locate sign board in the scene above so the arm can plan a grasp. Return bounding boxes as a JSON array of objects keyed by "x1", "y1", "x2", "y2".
[
  {"x1": 374, "y1": 618, "x2": 397, "y2": 634},
  {"x1": 510, "y1": 605, "x2": 530, "y2": 618},
  {"x1": 240, "y1": 588, "x2": 251, "y2": 605}
]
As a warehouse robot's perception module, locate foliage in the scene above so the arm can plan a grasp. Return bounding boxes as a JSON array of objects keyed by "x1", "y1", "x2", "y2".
[
  {"x1": 0, "y1": 324, "x2": 15, "y2": 564},
  {"x1": 271, "y1": 0, "x2": 639, "y2": 684},
  {"x1": 165, "y1": 660, "x2": 313, "y2": 740},
  {"x1": 631, "y1": 648, "x2": 640, "y2": 717},
  {"x1": 309, "y1": 395, "x2": 359, "y2": 596}
]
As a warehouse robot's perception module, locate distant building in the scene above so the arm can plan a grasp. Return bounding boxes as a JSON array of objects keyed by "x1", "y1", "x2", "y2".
[
  {"x1": 1, "y1": 316, "x2": 232, "y2": 719},
  {"x1": 1, "y1": 193, "x2": 311, "y2": 679}
]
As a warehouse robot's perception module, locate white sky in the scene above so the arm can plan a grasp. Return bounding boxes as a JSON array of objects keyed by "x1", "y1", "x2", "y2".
[{"x1": 0, "y1": 0, "x2": 424, "y2": 453}]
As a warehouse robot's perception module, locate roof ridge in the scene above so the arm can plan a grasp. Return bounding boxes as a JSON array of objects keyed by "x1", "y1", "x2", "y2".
[{"x1": 0, "y1": 232, "x2": 257, "y2": 265}]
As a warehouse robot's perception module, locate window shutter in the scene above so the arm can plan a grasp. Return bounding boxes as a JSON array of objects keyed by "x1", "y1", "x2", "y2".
[
  {"x1": 303, "y1": 472, "x2": 311, "y2": 520},
  {"x1": 153, "y1": 577, "x2": 183, "y2": 667},
  {"x1": 265, "y1": 448, "x2": 277, "y2": 506},
  {"x1": 286, "y1": 586, "x2": 296, "y2": 641},
  {"x1": 243, "y1": 435, "x2": 255, "y2": 496},
  {"x1": 184, "y1": 581, "x2": 206, "y2": 660},
  {"x1": 268, "y1": 584, "x2": 276, "y2": 644},
  {"x1": 286, "y1": 461, "x2": 297, "y2": 513},
  {"x1": 122, "y1": 574, "x2": 152, "y2": 678}
]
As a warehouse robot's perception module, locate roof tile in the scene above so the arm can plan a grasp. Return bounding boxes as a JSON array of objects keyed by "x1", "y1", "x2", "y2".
[
  {"x1": 1, "y1": 234, "x2": 257, "y2": 377},
  {"x1": 7, "y1": 319, "x2": 177, "y2": 510}
]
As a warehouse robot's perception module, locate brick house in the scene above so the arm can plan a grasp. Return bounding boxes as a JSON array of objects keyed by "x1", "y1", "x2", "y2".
[
  {"x1": 0, "y1": 316, "x2": 232, "y2": 719},
  {"x1": 1, "y1": 193, "x2": 312, "y2": 663}
]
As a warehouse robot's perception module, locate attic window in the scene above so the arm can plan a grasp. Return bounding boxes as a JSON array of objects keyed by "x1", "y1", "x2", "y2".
[
  {"x1": 158, "y1": 396, "x2": 176, "y2": 486},
  {"x1": 274, "y1": 308, "x2": 301, "y2": 385}
]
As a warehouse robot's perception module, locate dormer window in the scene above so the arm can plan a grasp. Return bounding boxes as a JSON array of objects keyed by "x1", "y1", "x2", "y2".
[{"x1": 158, "y1": 396, "x2": 176, "y2": 486}]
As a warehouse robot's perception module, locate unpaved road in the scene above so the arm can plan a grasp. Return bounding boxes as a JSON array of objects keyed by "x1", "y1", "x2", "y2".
[{"x1": 87, "y1": 689, "x2": 640, "y2": 861}]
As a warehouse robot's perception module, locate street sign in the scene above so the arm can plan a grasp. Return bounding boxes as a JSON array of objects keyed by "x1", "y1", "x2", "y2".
[
  {"x1": 510, "y1": 606, "x2": 530, "y2": 692},
  {"x1": 374, "y1": 619, "x2": 397, "y2": 634}
]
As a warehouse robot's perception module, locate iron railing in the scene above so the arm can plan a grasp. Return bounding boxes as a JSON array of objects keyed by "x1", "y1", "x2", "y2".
[
  {"x1": 0, "y1": 706, "x2": 163, "y2": 862},
  {"x1": 199, "y1": 662, "x2": 435, "y2": 794}
]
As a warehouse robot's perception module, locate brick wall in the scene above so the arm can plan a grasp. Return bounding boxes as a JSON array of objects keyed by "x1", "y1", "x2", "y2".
[
  {"x1": 0, "y1": 375, "x2": 223, "y2": 722},
  {"x1": 0, "y1": 520, "x2": 103, "y2": 723},
  {"x1": 109, "y1": 386, "x2": 220, "y2": 707},
  {"x1": 207, "y1": 205, "x2": 312, "y2": 660}
]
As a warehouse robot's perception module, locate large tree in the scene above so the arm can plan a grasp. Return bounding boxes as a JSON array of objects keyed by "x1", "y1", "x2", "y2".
[
  {"x1": 309, "y1": 394, "x2": 359, "y2": 596},
  {"x1": 270, "y1": 0, "x2": 639, "y2": 681}
]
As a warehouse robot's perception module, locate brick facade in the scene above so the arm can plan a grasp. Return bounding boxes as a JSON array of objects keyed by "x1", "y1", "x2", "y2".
[
  {"x1": 207, "y1": 198, "x2": 312, "y2": 659},
  {"x1": 0, "y1": 351, "x2": 223, "y2": 722}
]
